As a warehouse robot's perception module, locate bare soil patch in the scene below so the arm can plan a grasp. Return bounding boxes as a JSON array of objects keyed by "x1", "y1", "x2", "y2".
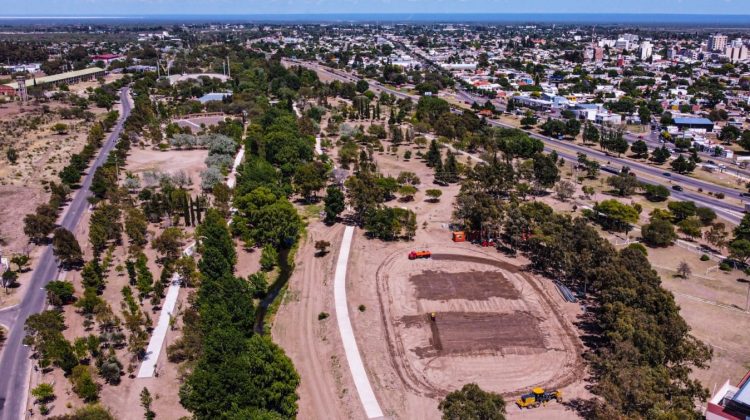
[
  {"x1": 411, "y1": 270, "x2": 520, "y2": 301},
  {"x1": 429, "y1": 312, "x2": 545, "y2": 355}
]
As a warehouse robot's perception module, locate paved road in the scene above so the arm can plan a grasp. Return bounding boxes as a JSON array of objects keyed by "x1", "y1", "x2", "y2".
[
  {"x1": 0, "y1": 88, "x2": 131, "y2": 420},
  {"x1": 286, "y1": 59, "x2": 747, "y2": 223}
]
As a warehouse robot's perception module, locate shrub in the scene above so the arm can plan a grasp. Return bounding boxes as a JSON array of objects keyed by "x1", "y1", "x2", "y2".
[
  {"x1": 719, "y1": 262, "x2": 732, "y2": 271},
  {"x1": 260, "y1": 245, "x2": 278, "y2": 272},
  {"x1": 626, "y1": 243, "x2": 648, "y2": 256},
  {"x1": 358, "y1": 304, "x2": 366, "y2": 312},
  {"x1": 700, "y1": 254, "x2": 710, "y2": 261},
  {"x1": 318, "y1": 312, "x2": 329, "y2": 320}
]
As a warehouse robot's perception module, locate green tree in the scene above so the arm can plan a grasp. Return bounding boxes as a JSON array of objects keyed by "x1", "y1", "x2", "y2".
[
  {"x1": 592, "y1": 199, "x2": 639, "y2": 232},
  {"x1": 704, "y1": 223, "x2": 728, "y2": 249},
  {"x1": 642, "y1": 218, "x2": 677, "y2": 247},
  {"x1": 668, "y1": 201, "x2": 697, "y2": 222},
  {"x1": 532, "y1": 153, "x2": 559, "y2": 189},
  {"x1": 260, "y1": 245, "x2": 278, "y2": 271},
  {"x1": 719, "y1": 125, "x2": 741, "y2": 144},
  {"x1": 124, "y1": 208, "x2": 148, "y2": 250},
  {"x1": 151, "y1": 227, "x2": 184, "y2": 262},
  {"x1": 678, "y1": 216, "x2": 703, "y2": 240},
  {"x1": 140, "y1": 387, "x2": 155, "y2": 420},
  {"x1": 24, "y1": 211, "x2": 56, "y2": 244},
  {"x1": 31, "y1": 383, "x2": 55, "y2": 404},
  {"x1": 607, "y1": 171, "x2": 639, "y2": 196},
  {"x1": 438, "y1": 383, "x2": 506, "y2": 420},
  {"x1": 426, "y1": 189, "x2": 443, "y2": 202},
  {"x1": 695, "y1": 207, "x2": 717, "y2": 226},
  {"x1": 651, "y1": 146, "x2": 671, "y2": 164},
  {"x1": 631, "y1": 140, "x2": 649, "y2": 158},
  {"x1": 425, "y1": 139, "x2": 442, "y2": 168},
  {"x1": 643, "y1": 184, "x2": 670, "y2": 202},
  {"x1": 734, "y1": 213, "x2": 750, "y2": 241},
  {"x1": 70, "y1": 365, "x2": 99, "y2": 402},
  {"x1": 565, "y1": 118, "x2": 581, "y2": 137},
  {"x1": 441, "y1": 150, "x2": 459, "y2": 183},
  {"x1": 52, "y1": 228, "x2": 83, "y2": 268},
  {"x1": 52, "y1": 123, "x2": 69, "y2": 135},
  {"x1": 520, "y1": 111, "x2": 537, "y2": 128},
  {"x1": 50, "y1": 404, "x2": 115, "y2": 419},
  {"x1": 293, "y1": 161, "x2": 327, "y2": 202},
  {"x1": 45, "y1": 281, "x2": 76, "y2": 307},
  {"x1": 583, "y1": 121, "x2": 600, "y2": 144},
  {"x1": 729, "y1": 239, "x2": 750, "y2": 263},
  {"x1": 671, "y1": 155, "x2": 696, "y2": 174},
  {"x1": 6, "y1": 147, "x2": 18, "y2": 164},
  {"x1": 324, "y1": 185, "x2": 345, "y2": 224}
]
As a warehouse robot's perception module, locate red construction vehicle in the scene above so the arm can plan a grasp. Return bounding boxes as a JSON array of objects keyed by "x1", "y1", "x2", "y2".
[{"x1": 408, "y1": 250, "x2": 432, "y2": 260}]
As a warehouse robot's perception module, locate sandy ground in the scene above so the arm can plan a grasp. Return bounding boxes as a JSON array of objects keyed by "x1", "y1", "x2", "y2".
[
  {"x1": 0, "y1": 100, "x2": 116, "y2": 309},
  {"x1": 26, "y1": 142, "x2": 208, "y2": 418},
  {"x1": 125, "y1": 148, "x2": 208, "y2": 196},
  {"x1": 272, "y1": 126, "x2": 589, "y2": 419}
]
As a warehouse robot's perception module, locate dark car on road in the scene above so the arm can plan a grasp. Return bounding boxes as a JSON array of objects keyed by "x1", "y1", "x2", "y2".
[
  {"x1": 672, "y1": 185, "x2": 684, "y2": 192},
  {"x1": 662, "y1": 172, "x2": 671, "y2": 177}
]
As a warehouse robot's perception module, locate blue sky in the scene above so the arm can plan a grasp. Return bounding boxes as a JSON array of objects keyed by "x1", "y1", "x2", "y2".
[{"x1": 9, "y1": 0, "x2": 750, "y2": 16}]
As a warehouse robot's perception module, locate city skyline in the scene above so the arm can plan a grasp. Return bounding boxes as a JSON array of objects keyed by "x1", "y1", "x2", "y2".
[{"x1": 8, "y1": 0, "x2": 750, "y2": 16}]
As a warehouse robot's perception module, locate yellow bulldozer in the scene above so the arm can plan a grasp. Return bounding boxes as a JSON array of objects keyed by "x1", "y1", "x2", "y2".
[{"x1": 516, "y1": 388, "x2": 562, "y2": 409}]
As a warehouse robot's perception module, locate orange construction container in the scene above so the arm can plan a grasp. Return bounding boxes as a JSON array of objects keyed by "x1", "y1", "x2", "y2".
[{"x1": 452, "y1": 231, "x2": 466, "y2": 242}]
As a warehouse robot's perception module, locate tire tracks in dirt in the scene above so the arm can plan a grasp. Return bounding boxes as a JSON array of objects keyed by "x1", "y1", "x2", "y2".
[
  {"x1": 272, "y1": 223, "x2": 354, "y2": 419},
  {"x1": 375, "y1": 245, "x2": 586, "y2": 399}
]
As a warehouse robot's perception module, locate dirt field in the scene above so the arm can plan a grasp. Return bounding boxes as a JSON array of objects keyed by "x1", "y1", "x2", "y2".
[
  {"x1": 125, "y1": 147, "x2": 208, "y2": 196},
  {"x1": 272, "y1": 108, "x2": 589, "y2": 418},
  {"x1": 377, "y1": 245, "x2": 583, "y2": 402},
  {"x1": 428, "y1": 311, "x2": 545, "y2": 355},
  {"x1": 410, "y1": 269, "x2": 521, "y2": 301}
]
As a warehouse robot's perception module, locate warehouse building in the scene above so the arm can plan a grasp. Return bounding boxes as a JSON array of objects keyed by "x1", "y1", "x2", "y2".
[
  {"x1": 673, "y1": 117, "x2": 715, "y2": 132},
  {"x1": 1, "y1": 67, "x2": 105, "y2": 97}
]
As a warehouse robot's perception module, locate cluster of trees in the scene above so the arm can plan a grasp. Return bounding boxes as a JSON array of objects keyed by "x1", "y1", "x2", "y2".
[
  {"x1": 23, "y1": 78, "x2": 165, "y2": 416},
  {"x1": 59, "y1": 113, "x2": 118, "y2": 186},
  {"x1": 540, "y1": 117, "x2": 581, "y2": 139},
  {"x1": 425, "y1": 140, "x2": 460, "y2": 184},
  {"x1": 24, "y1": 310, "x2": 112, "y2": 403},
  {"x1": 200, "y1": 134, "x2": 239, "y2": 190},
  {"x1": 439, "y1": 383, "x2": 506, "y2": 420},
  {"x1": 22, "y1": 114, "x2": 124, "y2": 244},
  {"x1": 179, "y1": 210, "x2": 300, "y2": 418},
  {"x1": 501, "y1": 202, "x2": 711, "y2": 418},
  {"x1": 415, "y1": 96, "x2": 482, "y2": 140},
  {"x1": 448, "y1": 129, "x2": 710, "y2": 416}
]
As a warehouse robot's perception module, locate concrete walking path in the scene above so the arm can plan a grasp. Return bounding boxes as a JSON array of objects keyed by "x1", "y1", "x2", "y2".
[
  {"x1": 333, "y1": 226, "x2": 384, "y2": 419},
  {"x1": 137, "y1": 272, "x2": 180, "y2": 378}
]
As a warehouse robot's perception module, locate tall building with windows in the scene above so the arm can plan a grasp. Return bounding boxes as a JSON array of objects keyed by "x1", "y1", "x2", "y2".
[
  {"x1": 639, "y1": 41, "x2": 653, "y2": 61},
  {"x1": 709, "y1": 33, "x2": 728, "y2": 52}
]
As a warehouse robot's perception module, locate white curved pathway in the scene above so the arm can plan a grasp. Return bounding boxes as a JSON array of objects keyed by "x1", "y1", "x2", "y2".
[{"x1": 334, "y1": 226, "x2": 384, "y2": 419}]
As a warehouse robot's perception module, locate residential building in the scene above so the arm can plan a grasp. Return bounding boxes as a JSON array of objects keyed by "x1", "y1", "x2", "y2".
[
  {"x1": 726, "y1": 44, "x2": 748, "y2": 63},
  {"x1": 709, "y1": 34, "x2": 728, "y2": 52},
  {"x1": 706, "y1": 370, "x2": 750, "y2": 420},
  {"x1": 639, "y1": 41, "x2": 653, "y2": 61}
]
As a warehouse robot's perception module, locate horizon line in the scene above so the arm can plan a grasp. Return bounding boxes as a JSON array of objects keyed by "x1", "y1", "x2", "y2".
[{"x1": 3, "y1": 12, "x2": 750, "y2": 17}]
